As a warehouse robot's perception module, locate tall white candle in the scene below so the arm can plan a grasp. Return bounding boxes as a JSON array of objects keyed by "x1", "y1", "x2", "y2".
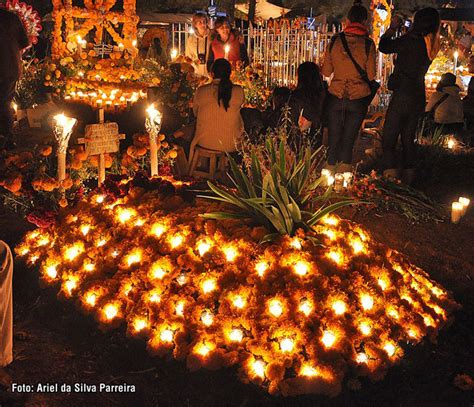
[
  {"x1": 453, "y1": 50, "x2": 459, "y2": 75},
  {"x1": 224, "y1": 44, "x2": 230, "y2": 60},
  {"x1": 451, "y1": 201, "x2": 463, "y2": 224},
  {"x1": 458, "y1": 197, "x2": 470, "y2": 216}
]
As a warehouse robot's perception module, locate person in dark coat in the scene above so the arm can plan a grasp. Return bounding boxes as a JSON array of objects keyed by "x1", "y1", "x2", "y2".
[
  {"x1": 0, "y1": 8, "x2": 29, "y2": 149},
  {"x1": 379, "y1": 7, "x2": 440, "y2": 183}
]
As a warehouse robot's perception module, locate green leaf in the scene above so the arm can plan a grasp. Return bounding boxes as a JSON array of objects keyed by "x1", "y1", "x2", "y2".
[{"x1": 307, "y1": 200, "x2": 356, "y2": 226}]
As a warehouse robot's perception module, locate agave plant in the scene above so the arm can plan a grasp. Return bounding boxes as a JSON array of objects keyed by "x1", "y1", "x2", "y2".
[{"x1": 199, "y1": 137, "x2": 355, "y2": 242}]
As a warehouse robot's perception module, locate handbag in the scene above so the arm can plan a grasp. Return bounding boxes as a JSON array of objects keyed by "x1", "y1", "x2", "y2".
[{"x1": 339, "y1": 33, "x2": 380, "y2": 105}]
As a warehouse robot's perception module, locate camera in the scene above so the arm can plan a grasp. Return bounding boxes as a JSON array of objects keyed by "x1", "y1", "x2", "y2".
[{"x1": 198, "y1": 53, "x2": 206, "y2": 64}]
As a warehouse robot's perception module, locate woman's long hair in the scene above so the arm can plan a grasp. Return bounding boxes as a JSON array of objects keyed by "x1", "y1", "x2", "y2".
[
  {"x1": 412, "y1": 7, "x2": 440, "y2": 36},
  {"x1": 211, "y1": 58, "x2": 233, "y2": 111},
  {"x1": 295, "y1": 62, "x2": 324, "y2": 104}
]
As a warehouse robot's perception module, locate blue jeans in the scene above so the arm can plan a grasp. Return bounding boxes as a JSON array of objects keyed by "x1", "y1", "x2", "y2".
[{"x1": 327, "y1": 95, "x2": 368, "y2": 165}]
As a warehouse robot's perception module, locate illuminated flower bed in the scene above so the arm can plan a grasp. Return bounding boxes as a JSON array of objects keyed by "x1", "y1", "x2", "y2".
[{"x1": 16, "y1": 179, "x2": 459, "y2": 396}]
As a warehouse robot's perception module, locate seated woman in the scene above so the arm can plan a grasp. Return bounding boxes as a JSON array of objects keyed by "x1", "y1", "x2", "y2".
[
  {"x1": 426, "y1": 72, "x2": 464, "y2": 134},
  {"x1": 190, "y1": 58, "x2": 244, "y2": 156},
  {"x1": 206, "y1": 17, "x2": 249, "y2": 71}
]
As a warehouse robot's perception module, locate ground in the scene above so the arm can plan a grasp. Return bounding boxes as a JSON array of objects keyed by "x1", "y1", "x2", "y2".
[{"x1": 0, "y1": 132, "x2": 473, "y2": 406}]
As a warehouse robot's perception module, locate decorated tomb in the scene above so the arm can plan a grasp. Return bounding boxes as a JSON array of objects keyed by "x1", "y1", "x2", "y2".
[{"x1": 16, "y1": 178, "x2": 459, "y2": 397}]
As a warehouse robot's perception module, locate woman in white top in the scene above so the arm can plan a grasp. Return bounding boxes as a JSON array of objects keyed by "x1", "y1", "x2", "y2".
[
  {"x1": 191, "y1": 58, "x2": 244, "y2": 153},
  {"x1": 185, "y1": 12, "x2": 211, "y2": 77}
]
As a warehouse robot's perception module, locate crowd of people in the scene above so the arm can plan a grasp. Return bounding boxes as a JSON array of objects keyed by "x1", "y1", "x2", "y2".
[{"x1": 176, "y1": 4, "x2": 472, "y2": 183}]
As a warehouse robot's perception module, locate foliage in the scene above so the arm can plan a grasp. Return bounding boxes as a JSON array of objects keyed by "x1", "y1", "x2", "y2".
[
  {"x1": 231, "y1": 63, "x2": 272, "y2": 110},
  {"x1": 14, "y1": 58, "x2": 49, "y2": 109},
  {"x1": 348, "y1": 171, "x2": 445, "y2": 223},
  {"x1": 200, "y1": 137, "x2": 355, "y2": 240}
]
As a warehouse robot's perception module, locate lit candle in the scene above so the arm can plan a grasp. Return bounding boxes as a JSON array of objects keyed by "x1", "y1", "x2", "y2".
[
  {"x1": 146, "y1": 103, "x2": 162, "y2": 177},
  {"x1": 451, "y1": 201, "x2": 463, "y2": 224},
  {"x1": 453, "y1": 50, "x2": 459, "y2": 75},
  {"x1": 224, "y1": 44, "x2": 230, "y2": 60},
  {"x1": 170, "y1": 48, "x2": 178, "y2": 61},
  {"x1": 53, "y1": 113, "x2": 77, "y2": 182},
  {"x1": 334, "y1": 173, "x2": 344, "y2": 193},
  {"x1": 458, "y1": 197, "x2": 470, "y2": 216},
  {"x1": 342, "y1": 172, "x2": 353, "y2": 188}
]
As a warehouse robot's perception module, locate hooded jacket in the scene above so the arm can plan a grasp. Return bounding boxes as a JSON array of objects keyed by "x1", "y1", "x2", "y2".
[
  {"x1": 321, "y1": 23, "x2": 376, "y2": 100},
  {"x1": 426, "y1": 85, "x2": 464, "y2": 124}
]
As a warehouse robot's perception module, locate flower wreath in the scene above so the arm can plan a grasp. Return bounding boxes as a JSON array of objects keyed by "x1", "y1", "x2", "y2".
[{"x1": 0, "y1": 0, "x2": 42, "y2": 44}]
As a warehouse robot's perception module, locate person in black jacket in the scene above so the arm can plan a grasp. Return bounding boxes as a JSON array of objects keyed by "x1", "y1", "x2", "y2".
[
  {"x1": 0, "y1": 8, "x2": 29, "y2": 149},
  {"x1": 379, "y1": 7, "x2": 440, "y2": 184}
]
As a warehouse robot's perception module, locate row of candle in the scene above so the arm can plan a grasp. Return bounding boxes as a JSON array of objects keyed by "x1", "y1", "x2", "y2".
[
  {"x1": 451, "y1": 197, "x2": 470, "y2": 224},
  {"x1": 64, "y1": 89, "x2": 145, "y2": 110},
  {"x1": 321, "y1": 169, "x2": 353, "y2": 192}
]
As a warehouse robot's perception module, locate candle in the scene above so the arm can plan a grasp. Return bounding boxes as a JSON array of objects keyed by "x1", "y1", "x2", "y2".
[
  {"x1": 453, "y1": 51, "x2": 459, "y2": 75},
  {"x1": 224, "y1": 44, "x2": 230, "y2": 60},
  {"x1": 146, "y1": 103, "x2": 162, "y2": 177},
  {"x1": 342, "y1": 172, "x2": 353, "y2": 188},
  {"x1": 334, "y1": 173, "x2": 344, "y2": 193},
  {"x1": 451, "y1": 201, "x2": 463, "y2": 224},
  {"x1": 458, "y1": 197, "x2": 470, "y2": 216},
  {"x1": 170, "y1": 48, "x2": 178, "y2": 61},
  {"x1": 53, "y1": 113, "x2": 77, "y2": 182}
]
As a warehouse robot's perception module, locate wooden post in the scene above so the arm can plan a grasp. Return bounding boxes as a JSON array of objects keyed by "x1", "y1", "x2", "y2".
[{"x1": 99, "y1": 153, "x2": 106, "y2": 186}]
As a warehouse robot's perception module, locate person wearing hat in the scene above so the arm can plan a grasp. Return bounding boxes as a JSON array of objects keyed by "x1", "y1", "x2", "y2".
[{"x1": 426, "y1": 72, "x2": 464, "y2": 135}]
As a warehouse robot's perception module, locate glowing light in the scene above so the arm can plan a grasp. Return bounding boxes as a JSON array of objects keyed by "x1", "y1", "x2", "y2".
[
  {"x1": 151, "y1": 223, "x2": 166, "y2": 237},
  {"x1": 64, "y1": 243, "x2": 84, "y2": 261},
  {"x1": 359, "y1": 321, "x2": 371, "y2": 336},
  {"x1": 229, "y1": 328, "x2": 243, "y2": 342},
  {"x1": 423, "y1": 315, "x2": 435, "y2": 327},
  {"x1": 160, "y1": 328, "x2": 174, "y2": 343},
  {"x1": 323, "y1": 229, "x2": 336, "y2": 240},
  {"x1": 37, "y1": 237, "x2": 50, "y2": 246},
  {"x1": 126, "y1": 249, "x2": 141, "y2": 266},
  {"x1": 19, "y1": 247, "x2": 29, "y2": 256},
  {"x1": 117, "y1": 208, "x2": 135, "y2": 223},
  {"x1": 170, "y1": 48, "x2": 178, "y2": 60},
  {"x1": 151, "y1": 263, "x2": 167, "y2": 279},
  {"x1": 321, "y1": 331, "x2": 336, "y2": 348},
  {"x1": 290, "y1": 238, "x2": 302, "y2": 249},
  {"x1": 294, "y1": 261, "x2": 309, "y2": 276},
  {"x1": 196, "y1": 343, "x2": 211, "y2": 357},
  {"x1": 327, "y1": 250, "x2": 343, "y2": 265},
  {"x1": 132, "y1": 318, "x2": 147, "y2": 332},
  {"x1": 201, "y1": 310, "x2": 214, "y2": 326},
  {"x1": 148, "y1": 292, "x2": 161, "y2": 303},
  {"x1": 269, "y1": 299, "x2": 283, "y2": 317},
  {"x1": 252, "y1": 360, "x2": 266, "y2": 378},
  {"x1": 169, "y1": 234, "x2": 184, "y2": 248},
  {"x1": 177, "y1": 272, "x2": 187, "y2": 285},
  {"x1": 64, "y1": 278, "x2": 77, "y2": 294},
  {"x1": 300, "y1": 364, "x2": 318, "y2": 377},
  {"x1": 299, "y1": 298, "x2": 312, "y2": 316},
  {"x1": 351, "y1": 239, "x2": 365, "y2": 254},
  {"x1": 255, "y1": 261, "x2": 268, "y2": 277},
  {"x1": 384, "y1": 342, "x2": 396, "y2": 357},
  {"x1": 387, "y1": 308, "x2": 399, "y2": 319},
  {"x1": 96, "y1": 238, "x2": 107, "y2": 247},
  {"x1": 111, "y1": 250, "x2": 119, "y2": 258},
  {"x1": 232, "y1": 295, "x2": 246, "y2": 309},
  {"x1": 378, "y1": 278, "x2": 389, "y2": 291},
  {"x1": 332, "y1": 300, "x2": 346, "y2": 315},
  {"x1": 197, "y1": 241, "x2": 211, "y2": 256},
  {"x1": 85, "y1": 292, "x2": 97, "y2": 306},
  {"x1": 280, "y1": 338, "x2": 294, "y2": 352},
  {"x1": 322, "y1": 216, "x2": 339, "y2": 226},
  {"x1": 223, "y1": 246, "x2": 238, "y2": 262},
  {"x1": 84, "y1": 263, "x2": 95, "y2": 272},
  {"x1": 201, "y1": 278, "x2": 217, "y2": 294},
  {"x1": 360, "y1": 294, "x2": 374, "y2": 310},
  {"x1": 80, "y1": 224, "x2": 91, "y2": 236},
  {"x1": 103, "y1": 303, "x2": 118, "y2": 320},
  {"x1": 95, "y1": 195, "x2": 105, "y2": 204},
  {"x1": 135, "y1": 218, "x2": 145, "y2": 227},
  {"x1": 408, "y1": 329, "x2": 418, "y2": 339},
  {"x1": 356, "y1": 353, "x2": 368, "y2": 364},
  {"x1": 45, "y1": 265, "x2": 58, "y2": 279},
  {"x1": 175, "y1": 301, "x2": 185, "y2": 316}
]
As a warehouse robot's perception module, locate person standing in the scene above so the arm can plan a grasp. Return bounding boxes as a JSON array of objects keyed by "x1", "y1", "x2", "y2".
[
  {"x1": 0, "y1": 7, "x2": 29, "y2": 149},
  {"x1": 321, "y1": 2, "x2": 376, "y2": 173},
  {"x1": 185, "y1": 12, "x2": 211, "y2": 77},
  {"x1": 0, "y1": 241, "x2": 13, "y2": 371},
  {"x1": 206, "y1": 17, "x2": 249, "y2": 72},
  {"x1": 380, "y1": 8, "x2": 440, "y2": 183}
]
